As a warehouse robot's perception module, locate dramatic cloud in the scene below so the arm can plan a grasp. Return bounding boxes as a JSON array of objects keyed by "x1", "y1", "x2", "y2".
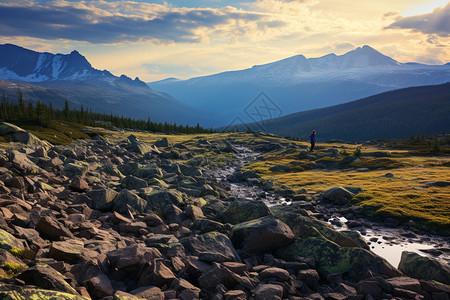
[
  {"x1": 0, "y1": 0, "x2": 280, "y2": 44},
  {"x1": 386, "y1": 3, "x2": 450, "y2": 37}
]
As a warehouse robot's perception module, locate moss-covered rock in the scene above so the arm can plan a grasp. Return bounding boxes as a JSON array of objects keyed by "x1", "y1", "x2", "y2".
[
  {"x1": 147, "y1": 178, "x2": 168, "y2": 188},
  {"x1": 114, "y1": 190, "x2": 147, "y2": 215},
  {"x1": 122, "y1": 175, "x2": 148, "y2": 190},
  {"x1": 322, "y1": 187, "x2": 355, "y2": 205},
  {"x1": 63, "y1": 161, "x2": 89, "y2": 178},
  {"x1": 221, "y1": 199, "x2": 270, "y2": 225},
  {"x1": 180, "y1": 231, "x2": 241, "y2": 263},
  {"x1": 0, "y1": 249, "x2": 27, "y2": 278},
  {"x1": 276, "y1": 237, "x2": 400, "y2": 277},
  {"x1": 133, "y1": 166, "x2": 163, "y2": 179},
  {"x1": 145, "y1": 190, "x2": 184, "y2": 212},
  {"x1": 273, "y1": 211, "x2": 368, "y2": 249},
  {"x1": 0, "y1": 283, "x2": 89, "y2": 300},
  {"x1": 398, "y1": 251, "x2": 450, "y2": 285},
  {"x1": 0, "y1": 229, "x2": 24, "y2": 251},
  {"x1": 230, "y1": 215, "x2": 295, "y2": 254},
  {"x1": 18, "y1": 264, "x2": 80, "y2": 296},
  {"x1": 86, "y1": 188, "x2": 118, "y2": 211}
]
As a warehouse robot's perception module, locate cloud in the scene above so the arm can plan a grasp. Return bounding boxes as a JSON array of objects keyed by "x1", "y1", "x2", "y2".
[
  {"x1": 0, "y1": 0, "x2": 282, "y2": 44},
  {"x1": 386, "y1": 3, "x2": 450, "y2": 37}
]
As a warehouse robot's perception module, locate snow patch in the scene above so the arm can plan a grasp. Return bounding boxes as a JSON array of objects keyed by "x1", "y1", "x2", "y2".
[
  {"x1": 52, "y1": 55, "x2": 65, "y2": 79},
  {"x1": 34, "y1": 54, "x2": 46, "y2": 73},
  {"x1": 0, "y1": 67, "x2": 49, "y2": 82}
]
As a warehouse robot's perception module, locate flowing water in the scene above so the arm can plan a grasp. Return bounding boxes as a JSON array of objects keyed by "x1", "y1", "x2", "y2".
[{"x1": 209, "y1": 145, "x2": 450, "y2": 268}]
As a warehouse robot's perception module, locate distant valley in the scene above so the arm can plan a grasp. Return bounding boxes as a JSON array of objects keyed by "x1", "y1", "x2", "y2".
[{"x1": 235, "y1": 83, "x2": 450, "y2": 141}]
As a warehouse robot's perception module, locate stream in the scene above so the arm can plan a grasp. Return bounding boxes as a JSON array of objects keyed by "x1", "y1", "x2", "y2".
[{"x1": 208, "y1": 145, "x2": 450, "y2": 268}]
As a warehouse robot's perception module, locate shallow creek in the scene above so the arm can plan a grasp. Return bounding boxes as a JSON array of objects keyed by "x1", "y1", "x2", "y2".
[{"x1": 208, "y1": 145, "x2": 450, "y2": 268}]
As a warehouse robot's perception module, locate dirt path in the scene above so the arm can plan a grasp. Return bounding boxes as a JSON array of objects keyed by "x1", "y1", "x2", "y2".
[{"x1": 208, "y1": 145, "x2": 450, "y2": 268}]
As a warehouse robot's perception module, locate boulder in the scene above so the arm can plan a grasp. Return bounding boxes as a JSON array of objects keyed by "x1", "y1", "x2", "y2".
[
  {"x1": 48, "y1": 239, "x2": 85, "y2": 263},
  {"x1": 13, "y1": 226, "x2": 46, "y2": 250},
  {"x1": 63, "y1": 161, "x2": 89, "y2": 178},
  {"x1": 114, "y1": 291, "x2": 147, "y2": 300},
  {"x1": 274, "y1": 210, "x2": 368, "y2": 249},
  {"x1": 221, "y1": 199, "x2": 271, "y2": 225},
  {"x1": 0, "y1": 228, "x2": 24, "y2": 250},
  {"x1": 133, "y1": 166, "x2": 163, "y2": 179},
  {"x1": 122, "y1": 175, "x2": 148, "y2": 190},
  {"x1": 0, "y1": 122, "x2": 27, "y2": 135},
  {"x1": 130, "y1": 286, "x2": 164, "y2": 300},
  {"x1": 181, "y1": 231, "x2": 241, "y2": 263},
  {"x1": 230, "y1": 215, "x2": 294, "y2": 253},
  {"x1": 9, "y1": 150, "x2": 43, "y2": 175},
  {"x1": 276, "y1": 237, "x2": 400, "y2": 277},
  {"x1": 86, "y1": 188, "x2": 118, "y2": 211},
  {"x1": 69, "y1": 176, "x2": 89, "y2": 192},
  {"x1": 113, "y1": 189, "x2": 147, "y2": 215},
  {"x1": 84, "y1": 273, "x2": 114, "y2": 298},
  {"x1": 35, "y1": 216, "x2": 75, "y2": 240},
  {"x1": 0, "y1": 122, "x2": 48, "y2": 148},
  {"x1": 18, "y1": 264, "x2": 80, "y2": 295},
  {"x1": 102, "y1": 164, "x2": 125, "y2": 178},
  {"x1": 155, "y1": 137, "x2": 171, "y2": 147},
  {"x1": 322, "y1": 187, "x2": 355, "y2": 205},
  {"x1": 145, "y1": 190, "x2": 184, "y2": 212},
  {"x1": 107, "y1": 244, "x2": 162, "y2": 270},
  {"x1": 0, "y1": 248, "x2": 27, "y2": 275},
  {"x1": 253, "y1": 283, "x2": 283, "y2": 300},
  {"x1": 259, "y1": 267, "x2": 291, "y2": 282},
  {"x1": 398, "y1": 251, "x2": 450, "y2": 284},
  {"x1": 0, "y1": 283, "x2": 88, "y2": 300},
  {"x1": 139, "y1": 260, "x2": 176, "y2": 287}
]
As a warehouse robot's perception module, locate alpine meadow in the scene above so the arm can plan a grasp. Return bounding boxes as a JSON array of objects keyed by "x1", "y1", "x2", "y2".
[{"x1": 0, "y1": 0, "x2": 449, "y2": 299}]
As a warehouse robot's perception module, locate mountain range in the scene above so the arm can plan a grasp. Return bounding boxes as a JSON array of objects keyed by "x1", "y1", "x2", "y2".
[
  {"x1": 0, "y1": 44, "x2": 218, "y2": 126},
  {"x1": 150, "y1": 45, "x2": 450, "y2": 125},
  {"x1": 231, "y1": 82, "x2": 450, "y2": 141}
]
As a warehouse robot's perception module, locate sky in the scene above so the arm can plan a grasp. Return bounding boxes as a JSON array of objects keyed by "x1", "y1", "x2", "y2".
[{"x1": 0, "y1": 0, "x2": 449, "y2": 81}]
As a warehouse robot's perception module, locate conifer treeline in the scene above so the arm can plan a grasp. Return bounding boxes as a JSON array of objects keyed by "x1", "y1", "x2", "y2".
[{"x1": 0, "y1": 93, "x2": 214, "y2": 134}]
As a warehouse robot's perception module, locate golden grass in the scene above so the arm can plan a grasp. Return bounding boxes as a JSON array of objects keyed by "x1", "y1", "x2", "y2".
[{"x1": 244, "y1": 145, "x2": 450, "y2": 232}]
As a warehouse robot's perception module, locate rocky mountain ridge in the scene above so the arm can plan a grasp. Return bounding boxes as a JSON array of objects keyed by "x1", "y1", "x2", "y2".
[
  {"x1": 150, "y1": 45, "x2": 450, "y2": 123},
  {"x1": 0, "y1": 122, "x2": 449, "y2": 299},
  {"x1": 0, "y1": 44, "x2": 220, "y2": 126}
]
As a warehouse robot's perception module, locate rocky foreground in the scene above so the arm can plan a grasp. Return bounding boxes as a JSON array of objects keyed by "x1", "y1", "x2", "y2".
[{"x1": 0, "y1": 122, "x2": 449, "y2": 300}]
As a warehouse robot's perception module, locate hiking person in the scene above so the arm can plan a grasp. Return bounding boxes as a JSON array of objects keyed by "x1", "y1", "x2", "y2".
[{"x1": 310, "y1": 130, "x2": 316, "y2": 151}]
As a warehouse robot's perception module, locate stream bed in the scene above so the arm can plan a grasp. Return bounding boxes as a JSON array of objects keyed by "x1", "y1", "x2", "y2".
[{"x1": 208, "y1": 145, "x2": 450, "y2": 269}]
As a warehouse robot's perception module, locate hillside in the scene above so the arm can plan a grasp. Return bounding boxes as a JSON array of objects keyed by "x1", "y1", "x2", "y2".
[
  {"x1": 150, "y1": 46, "x2": 450, "y2": 123},
  {"x1": 239, "y1": 83, "x2": 450, "y2": 141},
  {"x1": 0, "y1": 44, "x2": 220, "y2": 126}
]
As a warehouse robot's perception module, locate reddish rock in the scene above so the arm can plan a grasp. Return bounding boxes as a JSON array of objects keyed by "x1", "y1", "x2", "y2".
[
  {"x1": 253, "y1": 283, "x2": 283, "y2": 300},
  {"x1": 298, "y1": 269, "x2": 320, "y2": 291},
  {"x1": 35, "y1": 215, "x2": 75, "y2": 240},
  {"x1": 84, "y1": 273, "x2": 114, "y2": 298},
  {"x1": 224, "y1": 290, "x2": 247, "y2": 300},
  {"x1": 48, "y1": 239, "x2": 85, "y2": 263},
  {"x1": 130, "y1": 286, "x2": 164, "y2": 300},
  {"x1": 260, "y1": 267, "x2": 291, "y2": 282},
  {"x1": 139, "y1": 260, "x2": 176, "y2": 287},
  {"x1": 387, "y1": 277, "x2": 421, "y2": 293},
  {"x1": 69, "y1": 176, "x2": 89, "y2": 192}
]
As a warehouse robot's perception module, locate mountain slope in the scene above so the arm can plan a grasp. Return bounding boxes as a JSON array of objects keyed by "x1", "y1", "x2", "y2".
[
  {"x1": 150, "y1": 46, "x2": 450, "y2": 124},
  {"x1": 240, "y1": 83, "x2": 450, "y2": 141},
  {"x1": 0, "y1": 44, "x2": 220, "y2": 126}
]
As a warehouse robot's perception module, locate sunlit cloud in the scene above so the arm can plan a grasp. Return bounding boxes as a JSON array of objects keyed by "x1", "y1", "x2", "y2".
[
  {"x1": 0, "y1": 0, "x2": 282, "y2": 44},
  {"x1": 386, "y1": 2, "x2": 450, "y2": 37},
  {"x1": 0, "y1": 0, "x2": 448, "y2": 81}
]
